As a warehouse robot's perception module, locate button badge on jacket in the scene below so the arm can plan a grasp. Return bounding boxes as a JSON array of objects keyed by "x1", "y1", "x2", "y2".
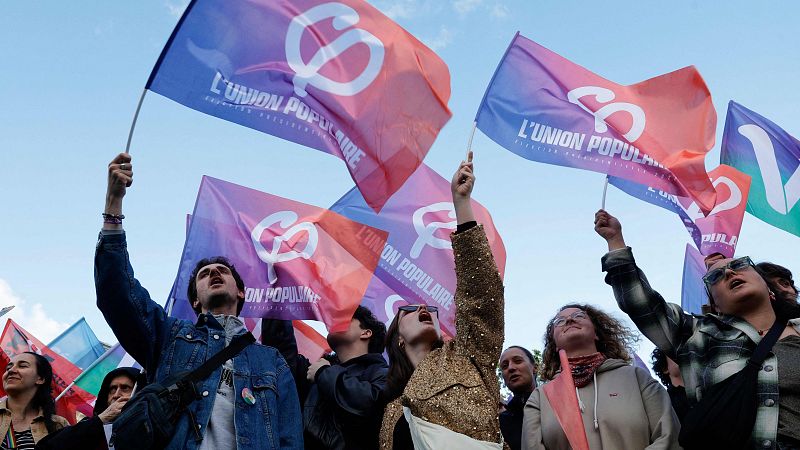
[{"x1": 241, "y1": 387, "x2": 256, "y2": 405}]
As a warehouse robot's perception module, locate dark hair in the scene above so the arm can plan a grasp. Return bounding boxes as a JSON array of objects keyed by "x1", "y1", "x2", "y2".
[
  {"x1": 757, "y1": 261, "x2": 799, "y2": 300},
  {"x1": 384, "y1": 310, "x2": 444, "y2": 399},
  {"x1": 353, "y1": 306, "x2": 387, "y2": 354},
  {"x1": 502, "y1": 346, "x2": 537, "y2": 368},
  {"x1": 651, "y1": 348, "x2": 671, "y2": 387},
  {"x1": 541, "y1": 303, "x2": 638, "y2": 381},
  {"x1": 23, "y1": 352, "x2": 59, "y2": 434},
  {"x1": 187, "y1": 257, "x2": 246, "y2": 315}
]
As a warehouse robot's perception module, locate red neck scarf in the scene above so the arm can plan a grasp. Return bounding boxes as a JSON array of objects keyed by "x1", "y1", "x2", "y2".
[{"x1": 567, "y1": 352, "x2": 606, "y2": 388}]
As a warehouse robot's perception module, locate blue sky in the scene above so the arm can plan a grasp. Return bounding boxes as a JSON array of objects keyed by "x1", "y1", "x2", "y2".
[{"x1": 2, "y1": 1, "x2": 799, "y2": 366}]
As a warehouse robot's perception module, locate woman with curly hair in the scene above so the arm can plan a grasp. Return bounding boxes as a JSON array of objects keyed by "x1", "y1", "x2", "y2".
[
  {"x1": 0, "y1": 352, "x2": 68, "y2": 448},
  {"x1": 522, "y1": 304, "x2": 680, "y2": 450}
]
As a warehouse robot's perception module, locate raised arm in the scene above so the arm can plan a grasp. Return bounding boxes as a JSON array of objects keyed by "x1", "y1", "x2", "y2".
[
  {"x1": 451, "y1": 153, "x2": 504, "y2": 370},
  {"x1": 594, "y1": 209, "x2": 694, "y2": 358},
  {"x1": 94, "y1": 153, "x2": 172, "y2": 373}
]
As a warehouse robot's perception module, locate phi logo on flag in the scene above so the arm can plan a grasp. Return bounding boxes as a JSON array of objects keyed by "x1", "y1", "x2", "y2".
[
  {"x1": 410, "y1": 202, "x2": 456, "y2": 259},
  {"x1": 567, "y1": 86, "x2": 646, "y2": 142},
  {"x1": 682, "y1": 176, "x2": 743, "y2": 221},
  {"x1": 251, "y1": 211, "x2": 319, "y2": 284},
  {"x1": 737, "y1": 124, "x2": 800, "y2": 215},
  {"x1": 285, "y1": 2, "x2": 385, "y2": 98},
  {"x1": 384, "y1": 294, "x2": 406, "y2": 325}
]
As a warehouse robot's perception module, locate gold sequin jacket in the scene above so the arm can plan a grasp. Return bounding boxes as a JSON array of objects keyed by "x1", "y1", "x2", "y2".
[{"x1": 379, "y1": 224, "x2": 505, "y2": 448}]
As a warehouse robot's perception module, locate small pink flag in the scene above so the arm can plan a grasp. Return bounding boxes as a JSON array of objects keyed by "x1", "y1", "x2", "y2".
[{"x1": 542, "y1": 349, "x2": 590, "y2": 450}]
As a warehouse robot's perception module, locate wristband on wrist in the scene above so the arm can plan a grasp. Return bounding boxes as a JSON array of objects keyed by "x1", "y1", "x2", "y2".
[{"x1": 102, "y1": 213, "x2": 125, "y2": 225}]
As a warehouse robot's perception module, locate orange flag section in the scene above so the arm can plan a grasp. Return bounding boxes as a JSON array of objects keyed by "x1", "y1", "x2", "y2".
[{"x1": 542, "y1": 349, "x2": 590, "y2": 450}]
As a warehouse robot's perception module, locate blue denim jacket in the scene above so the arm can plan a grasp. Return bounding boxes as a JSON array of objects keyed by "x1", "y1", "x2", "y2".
[{"x1": 94, "y1": 231, "x2": 303, "y2": 450}]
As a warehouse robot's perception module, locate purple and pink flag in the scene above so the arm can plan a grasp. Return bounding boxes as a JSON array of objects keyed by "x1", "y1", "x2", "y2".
[
  {"x1": 610, "y1": 164, "x2": 751, "y2": 258},
  {"x1": 476, "y1": 33, "x2": 718, "y2": 213},
  {"x1": 681, "y1": 244, "x2": 708, "y2": 315},
  {"x1": 170, "y1": 176, "x2": 387, "y2": 332},
  {"x1": 330, "y1": 163, "x2": 506, "y2": 338},
  {"x1": 146, "y1": 0, "x2": 452, "y2": 212}
]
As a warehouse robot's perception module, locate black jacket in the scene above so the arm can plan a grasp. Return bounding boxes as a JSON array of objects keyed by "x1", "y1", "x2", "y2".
[
  {"x1": 35, "y1": 367, "x2": 142, "y2": 450},
  {"x1": 499, "y1": 392, "x2": 531, "y2": 450},
  {"x1": 262, "y1": 319, "x2": 388, "y2": 450}
]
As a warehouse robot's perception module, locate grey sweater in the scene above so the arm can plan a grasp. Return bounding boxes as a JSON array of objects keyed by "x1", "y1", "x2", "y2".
[{"x1": 522, "y1": 359, "x2": 681, "y2": 450}]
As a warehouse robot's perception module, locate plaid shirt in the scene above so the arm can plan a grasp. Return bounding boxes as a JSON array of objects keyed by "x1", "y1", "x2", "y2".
[{"x1": 602, "y1": 247, "x2": 800, "y2": 450}]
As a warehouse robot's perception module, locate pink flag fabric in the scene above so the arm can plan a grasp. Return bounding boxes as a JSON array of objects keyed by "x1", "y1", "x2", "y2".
[
  {"x1": 172, "y1": 176, "x2": 388, "y2": 332},
  {"x1": 477, "y1": 33, "x2": 719, "y2": 213},
  {"x1": 542, "y1": 349, "x2": 590, "y2": 450},
  {"x1": 147, "y1": 0, "x2": 452, "y2": 212}
]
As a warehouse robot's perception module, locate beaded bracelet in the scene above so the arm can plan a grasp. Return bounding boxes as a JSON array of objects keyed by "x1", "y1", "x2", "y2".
[{"x1": 102, "y1": 213, "x2": 125, "y2": 225}]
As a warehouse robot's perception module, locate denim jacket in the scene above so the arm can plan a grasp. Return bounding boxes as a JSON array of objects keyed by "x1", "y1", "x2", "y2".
[{"x1": 94, "y1": 231, "x2": 303, "y2": 450}]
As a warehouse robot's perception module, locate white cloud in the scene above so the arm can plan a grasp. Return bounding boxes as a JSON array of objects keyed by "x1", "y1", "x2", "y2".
[
  {"x1": 452, "y1": 0, "x2": 483, "y2": 15},
  {"x1": 0, "y1": 279, "x2": 69, "y2": 344},
  {"x1": 491, "y1": 3, "x2": 510, "y2": 19},
  {"x1": 424, "y1": 26, "x2": 455, "y2": 51},
  {"x1": 165, "y1": 0, "x2": 190, "y2": 18}
]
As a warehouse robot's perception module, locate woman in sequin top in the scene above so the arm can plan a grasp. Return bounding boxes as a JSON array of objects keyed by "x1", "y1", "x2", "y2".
[{"x1": 379, "y1": 154, "x2": 506, "y2": 449}]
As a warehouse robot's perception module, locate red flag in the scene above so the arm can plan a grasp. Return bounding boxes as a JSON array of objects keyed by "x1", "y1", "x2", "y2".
[
  {"x1": 292, "y1": 320, "x2": 332, "y2": 361},
  {"x1": 0, "y1": 320, "x2": 96, "y2": 424},
  {"x1": 542, "y1": 349, "x2": 590, "y2": 450},
  {"x1": 245, "y1": 318, "x2": 331, "y2": 362}
]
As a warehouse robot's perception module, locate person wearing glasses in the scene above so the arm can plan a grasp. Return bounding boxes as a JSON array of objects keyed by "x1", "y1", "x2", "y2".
[
  {"x1": 521, "y1": 304, "x2": 679, "y2": 449},
  {"x1": 594, "y1": 209, "x2": 800, "y2": 449},
  {"x1": 379, "y1": 153, "x2": 505, "y2": 450}
]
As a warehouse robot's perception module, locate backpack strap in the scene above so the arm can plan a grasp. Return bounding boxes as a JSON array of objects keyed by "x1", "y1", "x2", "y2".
[
  {"x1": 747, "y1": 318, "x2": 785, "y2": 368},
  {"x1": 185, "y1": 332, "x2": 256, "y2": 383}
]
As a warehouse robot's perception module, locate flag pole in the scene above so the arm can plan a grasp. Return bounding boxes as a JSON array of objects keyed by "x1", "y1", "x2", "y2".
[
  {"x1": 54, "y1": 381, "x2": 76, "y2": 402},
  {"x1": 601, "y1": 176, "x2": 609, "y2": 210},
  {"x1": 466, "y1": 121, "x2": 477, "y2": 160},
  {"x1": 124, "y1": 89, "x2": 147, "y2": 154}
]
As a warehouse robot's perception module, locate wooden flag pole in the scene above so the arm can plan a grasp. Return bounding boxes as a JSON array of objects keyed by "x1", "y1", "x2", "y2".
[
  {"x1": 124, "y1": 89, "x2": 148, "y2": 154},
  {"x1": 601, "y1": 175, "x2": 609, "y2": 210}
]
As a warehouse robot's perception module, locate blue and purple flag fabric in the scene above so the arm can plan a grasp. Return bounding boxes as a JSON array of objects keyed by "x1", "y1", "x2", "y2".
[
  {"x1": 720, "y1": 101, "x2": 800, "y2": 237},
  {"x1": 146, "y1": 0, "x2": 451, "y2": 212},
  {"x1": 475, "y1": 33, "x2": 718, "y2": 213},
  {"x1": 330, "y1": 164, "x2": 506, "y2": 338},
  {"x1": 681, "y1": 244, "x2": 708, "y2": 315},
  {"x1": 609, "y1": 164, "x2": 751, "y2": 258},
  {"x1": 170, "y1": 176, "x2": 387, "y2": 332},
  {"x1": 48, "y1": 318, "x2": 106, "y2": 371}
]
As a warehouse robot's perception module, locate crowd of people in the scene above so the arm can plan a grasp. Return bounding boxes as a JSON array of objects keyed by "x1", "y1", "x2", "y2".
[{"x1": 2, "y1": 152, "x2": 798, "y2": 450}]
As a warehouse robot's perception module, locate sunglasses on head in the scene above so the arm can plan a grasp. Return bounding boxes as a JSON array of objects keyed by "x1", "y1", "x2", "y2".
[
  {"x1": 398, "y1": 304, "x2": 439, "y2": 314},
  {"x1": 702, "y1": 256, "x2": 755, "y2": 287}
]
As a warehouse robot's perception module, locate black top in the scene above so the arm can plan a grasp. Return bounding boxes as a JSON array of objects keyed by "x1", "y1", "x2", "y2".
[{"x1": 499, "y1": 392, "x2": 531, "y2": 450}]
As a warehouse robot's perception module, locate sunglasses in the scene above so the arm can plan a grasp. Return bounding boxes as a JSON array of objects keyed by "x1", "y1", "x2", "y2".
[
  {"x1": 703, "y1": 256, "x2": 755, "y2": 287},
  {"x1": 552, "y1": 311, "x2": 588, "y2": 328},
  {"x1": 398, "y1": 304, "x2": 439, "y2": 314}
]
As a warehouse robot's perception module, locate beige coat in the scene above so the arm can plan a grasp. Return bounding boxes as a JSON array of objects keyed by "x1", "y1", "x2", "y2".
[
  {"x1": 379, "y1": 225, "x2": 505, "y2": 448},
  {"x1": 522, "y1": 359, "x2": 681, "y2": 450},
  {"x1": 0, "y1": 398, "x2": 69, "y2": 444}
]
